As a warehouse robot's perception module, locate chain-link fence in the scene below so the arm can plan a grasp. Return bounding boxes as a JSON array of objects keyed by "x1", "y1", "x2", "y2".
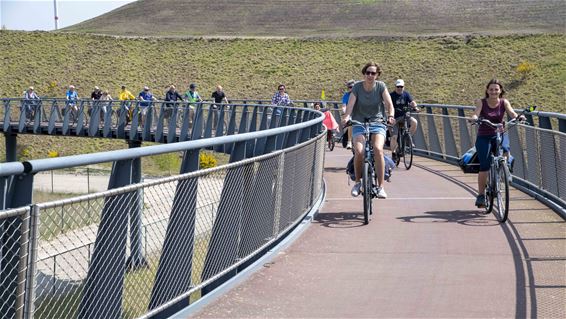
[{"x1": 1, "y1": 131, "x2": 324, "y2": 319}]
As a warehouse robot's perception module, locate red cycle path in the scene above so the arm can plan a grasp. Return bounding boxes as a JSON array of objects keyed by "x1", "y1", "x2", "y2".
[{"x1": 190, "y1": 147, "x2": 565, "y2": 318}]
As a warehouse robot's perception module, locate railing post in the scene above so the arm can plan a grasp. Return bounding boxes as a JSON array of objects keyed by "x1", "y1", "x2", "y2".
[
  {"x1": 201, "y1": 141, "x2": 248, "y2": 296},
  {"x1": 538, "y1": 116, "x2": 559, "y2": 196},
  {"x1": 23, "y1": 205, "x2": 40, "y2": 319},
  {"x1": 0, "y1": 173, "x2": 33, "y2": 319},
  {"x1": 126, "y1": 141, "x2": 146, "y2": 270},
  {"x1": 78, "y1": 157, "x2": 135, "y2": 318},
  {"x1": 148, "y1": 148, "x2": 200, "y2": 311},
  {"x1": 441, "y1": 107, "x2": 458, "y2": 160}
]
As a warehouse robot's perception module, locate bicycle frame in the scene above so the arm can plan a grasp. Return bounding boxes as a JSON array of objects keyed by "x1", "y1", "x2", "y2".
[
  {"x1": 473, "y1": 116, "x2": 522, "y2": 222},
  {"x1": 350, "y1": 118, "x2": 385, "y2": 224}
]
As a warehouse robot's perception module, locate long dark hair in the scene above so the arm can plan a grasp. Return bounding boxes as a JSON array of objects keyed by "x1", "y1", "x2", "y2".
[{"x1": 484, "y1": 79, "x2": 506, "y2": 98}]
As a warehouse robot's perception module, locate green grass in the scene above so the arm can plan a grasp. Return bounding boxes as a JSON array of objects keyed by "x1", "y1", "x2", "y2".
[{"x1": 0, "y1": 31, "x2": 564, "y2": 163}]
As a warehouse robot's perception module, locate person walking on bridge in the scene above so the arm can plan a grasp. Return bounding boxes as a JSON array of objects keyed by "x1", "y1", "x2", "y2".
[{"x1": 341, "y1": 61, "x2": 395, "y2": 199}]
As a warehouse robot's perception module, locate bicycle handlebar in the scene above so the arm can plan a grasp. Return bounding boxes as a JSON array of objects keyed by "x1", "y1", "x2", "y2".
[{"x1": 469, "y1": 105, "x2": 537, "y2": 128}]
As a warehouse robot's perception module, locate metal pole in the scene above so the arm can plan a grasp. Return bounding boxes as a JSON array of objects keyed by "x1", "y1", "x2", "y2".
[{"x1": 53, "y1": 0, "x2": 59, "y2": 30}]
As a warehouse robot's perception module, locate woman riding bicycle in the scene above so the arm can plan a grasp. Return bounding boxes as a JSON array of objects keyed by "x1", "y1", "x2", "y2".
[
  {"x1": 342, "y1": 61, "x2": 395, "y2": 199},
  {"x1": 471, "y1": 79, "x2": 524, "y2": 208}
]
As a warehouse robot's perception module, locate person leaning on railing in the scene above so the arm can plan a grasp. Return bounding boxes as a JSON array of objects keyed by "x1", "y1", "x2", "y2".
[
  {"x1": 22, "y1": 86, "x2": 40, "y2": 122},
  {"x1": 341, "y1": 61, "x2": 396, "y2": 199},
  {"x1": 118, "y1": 85, "x2": 137, "y2": 123},
  {"x1": 469, "y1": 79, "x2": 525, "y2": 208},
  {"x1": 164, "y1": 85, "x2": 185, "y2": 124}
]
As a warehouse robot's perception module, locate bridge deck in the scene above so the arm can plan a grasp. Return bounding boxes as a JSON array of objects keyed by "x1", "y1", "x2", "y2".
[{"x1": 188, "y1": 146, "x2": 566, "y2": 318}]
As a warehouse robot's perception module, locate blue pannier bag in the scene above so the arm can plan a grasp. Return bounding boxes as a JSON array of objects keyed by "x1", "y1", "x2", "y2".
[
  {"x1": 458, "y1": 147, "x2": 480, "y2": 173},
  {"x1": 346, "y1": 154, "x2": 395, "y2": 182}
]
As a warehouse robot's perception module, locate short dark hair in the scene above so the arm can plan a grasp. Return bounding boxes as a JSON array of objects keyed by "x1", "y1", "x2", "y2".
[
  {"x1": 361, "y1": 61, "x2": 382, "y2": 77},
  {"x1": 484, "y1": 79, "x2": 506, "y2": 98}
]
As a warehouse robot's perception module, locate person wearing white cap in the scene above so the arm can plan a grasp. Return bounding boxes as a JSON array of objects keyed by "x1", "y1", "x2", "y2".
[
  {"x1": 389, "y1": 79, "x2": 419, "y2": 160},
  {"x1": 22, "y1": 86, "x2": 40, "y2": 122},
  {"x1": 91, "y1": 86, "x2": 102, "y2": 100}
]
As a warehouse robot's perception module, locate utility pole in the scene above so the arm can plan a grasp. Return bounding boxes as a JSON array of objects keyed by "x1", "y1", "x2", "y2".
[{"x1": 53, "y1": 0, "x2": 59, "y2": 30}]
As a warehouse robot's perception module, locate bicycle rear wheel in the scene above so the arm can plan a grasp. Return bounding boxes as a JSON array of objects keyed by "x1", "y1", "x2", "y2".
[
  {"x1": 403, "y1": 133, "x2": 413, "y2": 170},
  {"x1": 362, "y1": 161, "x2": 372, "y2": 225},
  {"x1": 494, "y1": 163, "x2": 510, "y2": 222},
  {"x1": 484, "y1": 168, "x2": 495, "y2": 214},
  {"x1": 328, "y1": 134, "x2": 335, "y2": 151},
  {"x1": 394, "y1": 132, "x2": 401, "y2": 167}
]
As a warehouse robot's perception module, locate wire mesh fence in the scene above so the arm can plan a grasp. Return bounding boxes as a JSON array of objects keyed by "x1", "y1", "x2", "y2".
[{"x1": 3, "y1": 132, "x2": 324, "y2": 319}]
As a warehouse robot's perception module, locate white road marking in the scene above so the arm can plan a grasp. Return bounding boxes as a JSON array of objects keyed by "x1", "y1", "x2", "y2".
[{"x1": 325, "y1": 197, "x2": 473, "y2": 201}]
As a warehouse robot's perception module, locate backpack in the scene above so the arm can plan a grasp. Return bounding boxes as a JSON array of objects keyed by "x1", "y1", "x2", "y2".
[{"x1": 458, "y1": 147, "x2": 480, "y2": 173}]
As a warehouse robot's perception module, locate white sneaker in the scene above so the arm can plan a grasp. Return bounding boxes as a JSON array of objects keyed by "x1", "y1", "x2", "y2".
[
  {"x1": 376, "y1": 187, "x2": 387, "y2": 199},
  {"x1": 346, "y1": 142, "x2": 352, "y2": 149},
  {"x1": 351, "y1": 182, "x2": 362, "y2": 197}
]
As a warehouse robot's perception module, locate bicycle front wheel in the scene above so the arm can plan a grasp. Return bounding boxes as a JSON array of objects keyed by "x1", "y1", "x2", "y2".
[
  {"x1": 494, "y1": 163, "x2": 510, "y2": 222},
  {"x1": 328, "y1": 134, "x2": 335, "y2": 151},
  {"x1": 484, "y1": 168, "x2": 495, "y2": 214},
  {"x1": 403, "y1": 133, "x2": 413, "y2": 170},
  {"x1": 362, "y1": 161, "x2": 372, "y2": 225}
]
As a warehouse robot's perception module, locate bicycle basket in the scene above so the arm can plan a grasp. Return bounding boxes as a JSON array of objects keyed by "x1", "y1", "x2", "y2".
[{"x1": 458, "y1": 147, "x2": 480, "y2": 173}]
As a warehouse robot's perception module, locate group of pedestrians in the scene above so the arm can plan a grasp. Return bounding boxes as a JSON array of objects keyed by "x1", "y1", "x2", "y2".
[{"x1": 339, "y1": 61, "x2": 524, "y2": 209}]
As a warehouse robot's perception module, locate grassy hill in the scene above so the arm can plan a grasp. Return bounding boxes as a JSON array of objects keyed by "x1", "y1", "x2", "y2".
[
  {"x1": 65, "y1": 0, "x2": 565, "y2": 37},
  {"x1": 0, "y1": 0, "x2": 564, "y2": 164},
  {"x1": 1, "y1": 32, "x2": 564, "y2": 110}
]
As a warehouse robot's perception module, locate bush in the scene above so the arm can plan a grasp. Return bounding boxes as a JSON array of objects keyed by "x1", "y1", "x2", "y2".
[
  {"x1": 47, "y1": 150, "x2": 59, "y2": 158},
  {"x1": 516, "y1": 61, "x2": 535, "y2": 79},
  {"x1": 19, "y1": 147, "x2": 32, "y2": 160},
  {"x1": 199, "y1": 152, "x2": 217, "y2": 169}
]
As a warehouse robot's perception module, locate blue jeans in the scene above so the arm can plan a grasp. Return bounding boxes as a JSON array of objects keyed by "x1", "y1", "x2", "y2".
[{"x1": 475, "y1": 134, "x2": 510, "y2": 171}]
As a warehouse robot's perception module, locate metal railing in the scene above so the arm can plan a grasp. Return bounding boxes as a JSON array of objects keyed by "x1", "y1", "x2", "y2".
[
  {"x1": 1, "y1": 98, "x2": 340, "y2": 144},
  {"x1": 0, "y1": 102, "x2": 326, "y2": 319}
]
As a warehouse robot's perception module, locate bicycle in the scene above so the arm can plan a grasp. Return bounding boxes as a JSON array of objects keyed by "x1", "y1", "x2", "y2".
[
  {"x1": 470, "y1": 106, "x2": 535, "y2": 222},
  {"x1": 326, "y1": 129, "x2": 336, "y2": 151},
  {"x1": 392, "y1": 105, "x2": 417, "y2": 170},
  {"x1": 349, "y1": 118, "x2": 388, "y2": 225}
]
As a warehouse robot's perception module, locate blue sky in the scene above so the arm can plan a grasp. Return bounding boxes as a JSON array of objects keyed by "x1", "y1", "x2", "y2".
[{"x1": 0, "y1": 0, "x2": 136, "y2": 31}]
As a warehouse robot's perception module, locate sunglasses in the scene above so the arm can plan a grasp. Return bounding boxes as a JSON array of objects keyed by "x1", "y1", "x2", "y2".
[
  {"x1": 347, "y1": 86, "x2": 353, "y2": 89},
  {"x1": 396, "y1": 86, "x2": 404, "y2": 88},
  {"x1": 365, "y1": 71, "x2": 377, "y2": 76},
  {"x1": 278, "y1": 87, "x2": 285, "y2": 90}
]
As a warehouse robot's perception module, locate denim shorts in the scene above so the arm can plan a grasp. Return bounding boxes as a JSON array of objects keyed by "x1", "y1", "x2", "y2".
[
  {"x1": 352, "y1": 122, "x2": 387, "y2": 138},
  {"x1": 475, "y1": 134, "x2": 510, "y2": 171}
]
